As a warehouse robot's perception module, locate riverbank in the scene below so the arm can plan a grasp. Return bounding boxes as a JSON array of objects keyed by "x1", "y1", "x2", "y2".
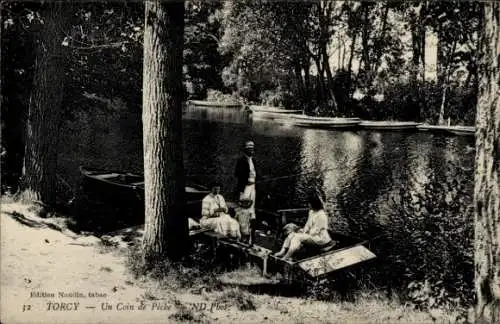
[{"x1": 1, "y1": 200, "x2": 464, "y2": 323}]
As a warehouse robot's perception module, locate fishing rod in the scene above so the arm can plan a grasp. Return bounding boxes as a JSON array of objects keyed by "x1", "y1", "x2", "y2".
[
  {"x1": 357, "y1": 232, "x2": 388, "y2": 247},
  {"x1": 256, "y1": 167, "x2": 337, "y2": 184}
]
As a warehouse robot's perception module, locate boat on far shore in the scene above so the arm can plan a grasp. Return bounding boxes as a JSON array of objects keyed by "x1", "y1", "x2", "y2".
[
  {"x1": 417, "y1": 124, "x2": 475, "y2": 137},
  {"x1": 249, "y1": 105, "x2": 303, "y2": 114},
  {"x1": 188, "y1": 100, "x2": 243, "y2": 109},
  {"x1": 446, "y1": 126, "x2": 475, "y2": 136},
  {"x1": 291, "y1": 115, "x2": 361, "y2": 129},
  {"x1": 359, "y1": 120, "x2": 421, "y2": 131},
  {"x1": 249, "y1": 105, "x2": 304, "y2": 121}
]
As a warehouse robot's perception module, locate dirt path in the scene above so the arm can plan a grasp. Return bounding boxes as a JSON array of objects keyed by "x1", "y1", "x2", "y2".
[{"x1": 1, "y1": 202, "x2": 458, "y2": 324}]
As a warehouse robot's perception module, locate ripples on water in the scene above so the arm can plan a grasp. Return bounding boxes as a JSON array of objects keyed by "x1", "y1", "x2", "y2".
[
  {"x1": 60, "y1": 106, "x2": 475, "y2": 231},
  {"x1": 58, "y1": 106, "x2": 475, "y2": 300}
]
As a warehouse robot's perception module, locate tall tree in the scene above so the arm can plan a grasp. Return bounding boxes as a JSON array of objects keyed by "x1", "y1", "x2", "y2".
[
  {"x1": 142, "y1": 0, "x2": 187, "y2": 262},
  {"x1": 20, "y1": 1, "x2": 71, "y2": 207},
  {"x1": 474, "y1": 2, "x2": 500, "y2": 323}
]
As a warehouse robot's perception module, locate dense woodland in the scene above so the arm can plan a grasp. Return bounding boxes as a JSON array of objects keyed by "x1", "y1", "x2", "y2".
[
  {"x1": 0, "y1": 1, "x2": 498, "y2": 322},
  {"x1": 1, "y1": 0, "x2": 484, "y2": 189}
]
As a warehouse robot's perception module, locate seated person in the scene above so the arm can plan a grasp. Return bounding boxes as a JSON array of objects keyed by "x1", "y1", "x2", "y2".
[
  {"x1": 274, "y1": 194, "x2": 332, "y2": 260},
  {"x1": 200, "y1": 182, "x2": 241, "y2": 239}
]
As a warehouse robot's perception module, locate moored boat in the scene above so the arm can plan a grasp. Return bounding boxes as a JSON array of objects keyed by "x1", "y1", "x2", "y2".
[
  {"x1": 80, "y1": 166, "x2": 210, "y2": 199},
  {"x1": 359, "y1": 120, "x2": 421, "y2": 131},
  {"x1": 417, "y1": 124, "x2": 452, "y2": 132},
  {"x1": 287, "y1": 115, "x2": 361, "y2": 129},
  {"x1": 267, "y1": 231, "x2": 376, "y2": 282},
  {"x1": 76, "y1": 167, "x2": 211, "y2": 232},
  {"x1": 417, "y1": 124, "x2": 475, "y2": 137},
  {"x1": 188, "y1": 100, "x2": 243, "y2": 109},
  {"x1": 446, "y1": 126, "x2": 475, "y2": 136},
  {"x1": 196, "y1": 206, "x2": 377, "y2": 284},
  {"x1": 249, "y1": 105, "x2": 303, "y2": 114},
  {"x1": 198, "y1": 227, "x2": 376, "y2": 283}
]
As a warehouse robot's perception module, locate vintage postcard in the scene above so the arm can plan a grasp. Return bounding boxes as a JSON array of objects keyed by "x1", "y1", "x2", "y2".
[{"x1": 1, "y1": 1, "x2": 489, "y2": 323}]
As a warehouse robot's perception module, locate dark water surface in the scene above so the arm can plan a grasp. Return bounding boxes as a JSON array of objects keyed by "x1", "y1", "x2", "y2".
[
  {"x1": 60, "y1": 106, "x2": 474, "y2": 231},
  {"x1": 58, "y1": 106, "x2": 475, "y2": 300}
]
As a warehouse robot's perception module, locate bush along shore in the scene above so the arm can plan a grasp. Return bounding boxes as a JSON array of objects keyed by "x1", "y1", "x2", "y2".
[{"x1": 1, "y1": 196, "x2": 472, "y2": 324}]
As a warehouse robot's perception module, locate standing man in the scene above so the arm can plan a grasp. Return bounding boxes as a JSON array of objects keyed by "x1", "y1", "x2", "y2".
[{"x1": 235, "y1": 140, "x2": 257, "y2": 244}]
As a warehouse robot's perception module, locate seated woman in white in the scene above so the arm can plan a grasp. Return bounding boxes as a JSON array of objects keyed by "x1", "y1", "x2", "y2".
[
  {"x1": 274, "y1": 194, "x2": 332, "y2": 260},
  {"x1": 200, "y1": 183, "x2": 241, "y2": 239}
]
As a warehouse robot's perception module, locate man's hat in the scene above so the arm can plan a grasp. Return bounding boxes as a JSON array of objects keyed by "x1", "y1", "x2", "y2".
[{"x1": 244, "y1": 141, "x2": 255, "y2": 149}]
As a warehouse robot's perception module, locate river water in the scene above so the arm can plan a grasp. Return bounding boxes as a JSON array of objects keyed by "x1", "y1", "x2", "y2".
[
  {"x1": 60, "y1": 106, "x2": 475, "y2": 227},
  {"x1": 59, "y1": 105, "x2": 475, "y2": 300}
]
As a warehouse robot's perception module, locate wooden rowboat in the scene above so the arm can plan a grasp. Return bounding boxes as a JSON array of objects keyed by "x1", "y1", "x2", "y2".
[
  {"x1": 417, "y1": 124, "x2": 475, "y2": 137},
  {"x1": 287, "y1": 115, "x2": 361, "y2": 130},
  {"x1": 196, "y1": 206, "x2": 376, "y2": 284},
  {"x1": 76, "y1": 167, "x2": 210, "y2": 232},
  {"x1": 188, "y1": 100, "x2": 243, "y2": 109},
  {"x1": 416, "y1": 124, "x2": 453, "y2": 133},
  {"x1": 446, "y1": 126, "x2": 475, "y2": 136},
  {"x1": 249, "y1": 105, "x2": 303, "y2": 114},
  {"x1": 266, "y1": 231, "x2": 376, "y2": 282},
  {"x1": 79, "y1": 166, "x2": 210, "y2": 199},
  {"x1": 359, "y1": 120, "x2": 421, "y2": 131},
  {"x1": 198, "y1": 228, "x2": 376, "y2": 283}
]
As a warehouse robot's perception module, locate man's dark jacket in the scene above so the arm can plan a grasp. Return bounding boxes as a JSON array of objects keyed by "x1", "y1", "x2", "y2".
[{"x1": 234, "y1": 155, "x2": 256, "y2": 194}]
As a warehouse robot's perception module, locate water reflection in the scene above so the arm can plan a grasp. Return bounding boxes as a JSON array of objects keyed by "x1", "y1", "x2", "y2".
[
  {"x1": 298, "y1": 129, "x2": 364, "y2": 211},
  {"x1": 183, "y1": 106, "x2": 250, "y2": 124},
  {"x1": 57, "y1": 106, "x2": 475, "y2": 300},
  {"x1": 59, "y1": 106, "x2": 474, "y2": 233}
]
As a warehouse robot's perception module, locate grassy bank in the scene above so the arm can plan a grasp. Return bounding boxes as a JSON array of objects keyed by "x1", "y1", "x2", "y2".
[{"x1": 1, "y1": 199, "x2": 467, "y2": 323}]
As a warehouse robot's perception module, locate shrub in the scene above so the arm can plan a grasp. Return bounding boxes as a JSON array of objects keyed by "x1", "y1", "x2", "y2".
[
  {"x1": 205, "y1": 89, "x2": 240, "y2": 104},
  {"x1": 382, "y1": 162, "x2": 474, "y2": 309}
]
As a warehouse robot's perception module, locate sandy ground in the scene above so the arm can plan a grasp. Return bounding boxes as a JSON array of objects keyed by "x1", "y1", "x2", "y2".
[{"x1": 1, "y1": 202, "x2": 460, "y2": 324}]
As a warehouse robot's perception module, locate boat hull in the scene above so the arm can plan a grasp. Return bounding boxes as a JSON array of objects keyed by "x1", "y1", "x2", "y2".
[
  {"x1": 188, "y1": 100, "x2": 242, "y2": 109},
  {"x1": 417, "y1": 124, "x2": 475, "y2": 137},
  {"x1": 76, "y1": 167, "x2": 210, "y2": 232},
  {"x1": 288, "y1": 115, "x2": 361, "y2": 129},
  {"x1": 359, "y1": 121, "x2": 420, "y2": 131},
  {"x1": 197, "y1": 228, "x2": 376, "y2": 283},
  {"x1": 293, "y1": 121, "x2": 361, "y2": 129},
  {"x1": 447, "y1": 126, "x2": 475, "y2": 136},
  {"x1": 249, "y1": 105, "x2": 303, "y2": 114}
]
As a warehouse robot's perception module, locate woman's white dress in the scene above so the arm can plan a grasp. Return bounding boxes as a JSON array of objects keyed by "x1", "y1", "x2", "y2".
[{"x1": 200, "y1": 193, "x2": 241, "y2": 238}]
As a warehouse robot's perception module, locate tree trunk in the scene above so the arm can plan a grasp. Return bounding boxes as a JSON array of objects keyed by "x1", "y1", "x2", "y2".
[
  {"x1": 438, "y1": 39, "x2": 457, "y2": 125},
  {"x1": 419, "y1": 2, "x2": 427, "y2": 83},
  {"x1": 438, "y1": 85, "x2": 448, "y2": 125},
  {"x1": 437, "y1": 27, "x2": 445, "y2": 88},
  {"x1": 20, "y1": 1, "x2": 70, "y2": 207},
  {"x1": 371, "y1": 4, "x2": 389, "y2": 80},
  {"x1": 361, "y1": 5, "x2": 370, "y2": 74},
  {"x1": 142, "y1": 0, "x2": 187, "y2": 262},
  {"x1": 321, "y1": 41, "x2": 339, "y2": 115},
  {"x1": 474, "y1": 3, "x2": 500, "y2": 323},
  {"x1": 410, "y1": 23, "x2": 419, "y2": 85},
  {"x1": 347, "y1": 31, "x2": 357, "y2": 98},
  {"x1": 292, "y1": 60, "x2": 306, "y2": 103}
]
